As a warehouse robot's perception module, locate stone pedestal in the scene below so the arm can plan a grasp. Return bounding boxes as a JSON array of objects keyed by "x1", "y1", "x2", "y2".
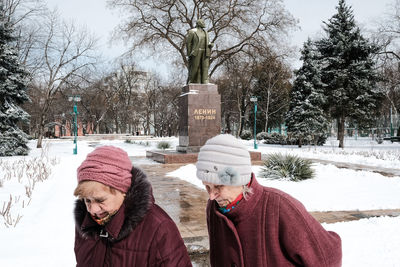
[
  {"x1": 146, "y1": 150, "x2": 262, "y2": 164},
  {"x1": 176, "y1": 84, "x2": 221, "y2": 153}
]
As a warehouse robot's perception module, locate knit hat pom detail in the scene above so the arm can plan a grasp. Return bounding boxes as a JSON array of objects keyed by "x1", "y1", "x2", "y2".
[{"x1": 218, "y1": 167, "x2": 239, "y2": 184}]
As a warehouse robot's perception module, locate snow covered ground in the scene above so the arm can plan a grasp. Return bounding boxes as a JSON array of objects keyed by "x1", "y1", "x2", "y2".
[
  {"x1": 0, "y1": 137, "x2": 399, "y2": 266},
  {"x1": 248, "y1": 137, "x2": 400, "y2": 169}
]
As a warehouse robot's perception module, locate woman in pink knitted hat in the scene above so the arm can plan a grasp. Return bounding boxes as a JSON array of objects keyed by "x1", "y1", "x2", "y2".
[{"x1": 73, "y1": 146, "x2": 191, "y2": 266}]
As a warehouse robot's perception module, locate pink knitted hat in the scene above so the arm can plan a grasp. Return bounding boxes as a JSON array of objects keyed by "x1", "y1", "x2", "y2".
[{"x1": 77, "y1": 146, "x2": 133, "y2": 193}]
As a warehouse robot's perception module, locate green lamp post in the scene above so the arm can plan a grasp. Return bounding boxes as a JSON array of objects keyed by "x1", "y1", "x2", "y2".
[
  {"x1": 68, "y1": 95, "x2": 81, "y2": 154},
  {"x1": 250, "y1": 96, "x2": 258, "y2": 149}
]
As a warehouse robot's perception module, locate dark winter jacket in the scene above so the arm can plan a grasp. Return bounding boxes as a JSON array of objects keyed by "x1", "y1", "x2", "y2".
[
  {"x1": 207, "y1": 176, "x2": 342, "y2": 267},
  {"x1": 74, "y1": 167, "x2": 192, "y2": 267}
]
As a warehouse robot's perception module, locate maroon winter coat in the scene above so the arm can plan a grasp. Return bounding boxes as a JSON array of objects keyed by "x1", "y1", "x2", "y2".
[
  {"x1": 207, "y1": 176, "x2": 342, "y2": 267},
  {"x1": 74, "y1": 167, "x2": 192, "y2": 267}
]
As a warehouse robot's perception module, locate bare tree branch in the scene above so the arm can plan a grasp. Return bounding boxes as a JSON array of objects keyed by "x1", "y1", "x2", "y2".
[
  {"x1": 32, "y1": 11, "x2": 99, "y2": 147},
  {"x1": 108, "y1": 0, "x2": 297, "y2": 79}
]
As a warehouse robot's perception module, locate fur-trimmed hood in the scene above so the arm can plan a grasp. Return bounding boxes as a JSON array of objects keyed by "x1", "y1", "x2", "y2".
[{"x1": 74, "y1": 166, "x2": 153, "y2": 241}]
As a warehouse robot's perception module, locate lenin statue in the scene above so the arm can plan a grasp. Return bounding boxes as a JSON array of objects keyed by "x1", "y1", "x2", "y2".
[{"x1": 186, "y1": 19, "x2": 213, "y2": 84}]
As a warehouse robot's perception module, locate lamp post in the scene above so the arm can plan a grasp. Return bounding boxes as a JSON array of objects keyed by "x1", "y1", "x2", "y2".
[
  {"x1": 250, "y1": 96, "x2": 258, "y2": 149},
  {"x1": 68, "y1": 95, "x2": 81, "y2": 154}
]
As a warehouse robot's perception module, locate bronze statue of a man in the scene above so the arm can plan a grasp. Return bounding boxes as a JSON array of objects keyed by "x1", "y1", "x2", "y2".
[{"x1": 186, "y1": 19, "x2": 213, "y2": 84}]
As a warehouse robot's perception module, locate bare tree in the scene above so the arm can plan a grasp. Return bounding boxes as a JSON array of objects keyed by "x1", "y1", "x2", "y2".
[
  {"x1": 139, "y1": 74, "x2": 160, "y2": 135},
  {"x1": 78, "y1": 79, "x2": 107, "y2": 133},
  {"x1": 151, "y1": 84, "x2": 180, "y2": 136},
  {"x1": 216, "y1": 54, "x2": 256, "y2": 136},
  {"x1": 2, "y1": 0, "x2": 45, "y2": 27},
  {"x1": 98, "y1": 64, "x2": 146, "y2": 134},
  {"x1": 375, "y1": 0, "x2": 400, "y2": 60},
  {"x1": 215, "y1": 46, "x2": 291, "y2": 136},
  {"x1": 115, "y1": 60, "x2": 147, "y2": 133},
  {"x1": 1, "y1": 0, "x2": 46, "y2": 74},
  {"x1": 108, "y1": 0, "x2": 297, "y2": 78},
  {"x1": 34, "y1": 11, "x2": 98, "y2": 147},
  {"x1": 253, "y1": 52, "x2": 292, "y2": 132},
  {"x1": 374, "y1": 0, "x2": 400, "y2": 118}
]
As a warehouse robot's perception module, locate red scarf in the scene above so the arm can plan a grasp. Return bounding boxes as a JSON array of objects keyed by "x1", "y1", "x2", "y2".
[{"x1": 219, "y1": 180, "x2": 252, "y2": 214}]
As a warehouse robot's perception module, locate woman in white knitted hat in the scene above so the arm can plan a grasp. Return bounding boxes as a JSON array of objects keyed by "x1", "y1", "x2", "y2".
[{"x1": 196, "y1": 134, "x2": 342, "y2": 267}]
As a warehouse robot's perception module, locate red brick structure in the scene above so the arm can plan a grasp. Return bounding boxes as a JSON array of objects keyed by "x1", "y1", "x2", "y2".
[
  {"x1": 85, "y1": 121, "x2": 95, "y2": 135},
  {"x1": 54, "y1": 122, "x2": 62, "y2": 137},
  {"x1": 65, "y1": 120, "x2": 72, "y2": 136},
  {"x1": 77, "y1": 118, "x2": 84, "y2": 136}
]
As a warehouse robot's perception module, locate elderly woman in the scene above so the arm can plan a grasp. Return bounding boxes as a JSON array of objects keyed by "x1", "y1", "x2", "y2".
[
  {"x1": 73, "y1": 146, "x2": 191, "y2": 266},
  {"x1": 196, "y1": 134, "x2": 342, "y2": 267}
]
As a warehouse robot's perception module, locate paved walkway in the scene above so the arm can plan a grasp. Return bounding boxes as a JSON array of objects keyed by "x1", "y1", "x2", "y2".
[
  {"x1": 310, "y1": 209, "x2": 400, "y2": 223},
  {"x1": 135, "y1": 159, "x2": 400, "y2": 264},
  {"x1": 139, "y1": 164, "x2": 210, "y2": 256}
]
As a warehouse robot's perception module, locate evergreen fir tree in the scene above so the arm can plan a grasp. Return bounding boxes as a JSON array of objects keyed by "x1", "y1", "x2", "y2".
[
  {"x1": 0, "y1": 7, "x2": 30, "y2": 156},
  {"x1": 286, "y1": 39, "x2": 329, "y2": 147},
  {"x1": 316, "y1": 0, "x2": 383, "y2": 148}
]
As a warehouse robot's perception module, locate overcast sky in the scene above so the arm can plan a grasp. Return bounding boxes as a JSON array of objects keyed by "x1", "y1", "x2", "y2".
[
  {"x1": 44, "y1": 0, "x2": 394, "y2": 68},
  {"x1": 285, "y1": 0, "x2": 392, "y2": 45}
]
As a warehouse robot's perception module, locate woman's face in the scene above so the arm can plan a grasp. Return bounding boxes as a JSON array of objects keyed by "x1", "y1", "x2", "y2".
[
  {"x1": 202, "y1": 181, "x2": 243, "y2": 207},
  {"x1": 83, "y1": 182, "x2": 125, "y2": 220}
]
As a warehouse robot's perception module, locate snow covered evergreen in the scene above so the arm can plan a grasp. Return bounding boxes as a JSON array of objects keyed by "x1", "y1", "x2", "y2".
[
  {"x1": 316, "y1": 0, "x2": 383, "y2": 148},
  {"x1": 286, "y1": 39, "x2": 329, "y2": 147},
  {"x1": 0, "y1": 7, "x2": 30, "y2": 156}
]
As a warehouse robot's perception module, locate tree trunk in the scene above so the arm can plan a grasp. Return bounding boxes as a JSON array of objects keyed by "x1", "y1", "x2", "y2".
[
  {"x1": 121, "y1": 121, "x2": 127, "y2": 134},
  {"x1": 338, "y1": 116, "x2": 345, "y2": 148},
  {"x1": 225, "y1": 113, "x2": 231, "y2": 133},
  {"x1": 153, "y1": 110, "x2": 157, "y2": 136},
  {"x1": 36, "y1": 120, "x2": 46, "y2": 148},
  {"x1": 237, "y1": 109, "x2": 242, "y2": 137},
  {"x1": 238, "y1": 109, "x2": 246, "y2": 137},
  {"x1": 36, "y1": 104, "x2": 49, "y2": 148},
  {"x1": 298, "y1": 136, "x2": 302, "y2": 148},
  {"x1": 264, "y1": 90, "x2": 271, "y2": 132},
  {"x1": 337, "y1": 120, "x2": 340, "y2": 141},
  {"x1": 146, "y1": 113, "x2": 150, "y2": 135}
]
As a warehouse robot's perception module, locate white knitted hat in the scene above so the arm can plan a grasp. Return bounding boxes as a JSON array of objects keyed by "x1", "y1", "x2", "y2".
[{"x1": 196, "y1": 134, "x2": 252, "y2": 186}]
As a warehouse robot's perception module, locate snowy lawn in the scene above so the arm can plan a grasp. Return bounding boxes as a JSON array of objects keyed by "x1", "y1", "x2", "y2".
[
  {"x1": 246, "y1": 137, "x2": 400, "y2": 169},
  {"x1": 323, "y1": 216, "x2": 400, "y2": 266},
  {"x1": 0, "y1": 137, "x2": 399, "y2": 266}
]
